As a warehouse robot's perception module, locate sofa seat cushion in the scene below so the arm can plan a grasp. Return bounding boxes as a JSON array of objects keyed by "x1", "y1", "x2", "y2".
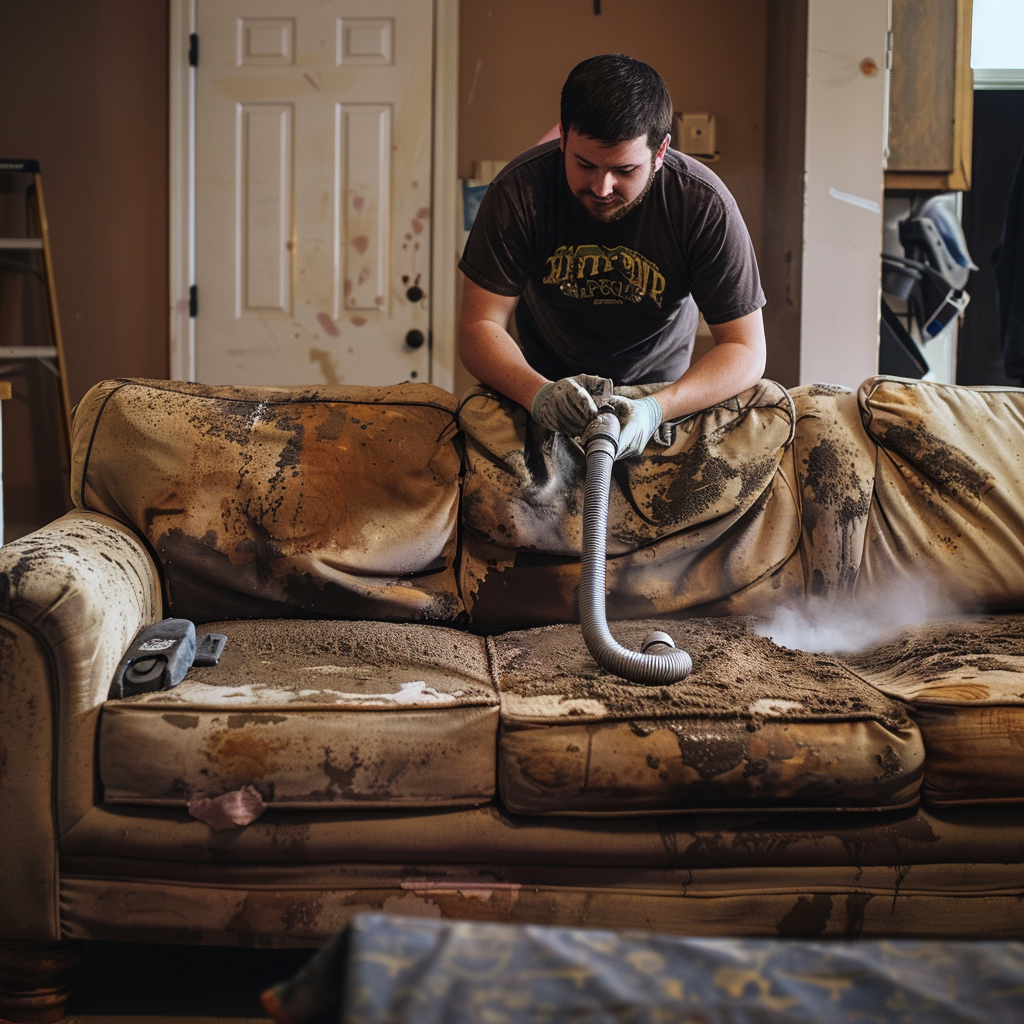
[
  {"x1": 459, "y1": 381, "x2": 798, "y2": 630},
  {"x1": 72, "y1": 379, "x2": 463, "y2": 623},
  {"x1": 491, "y1": 617, "x2": 924, "y2": 815},
  {"x1": 843, "y1": 615, "x2": 1024, "y2": 806},
  {"x1": 99, "y1": 620, "x2": 498, "y2": 809}
]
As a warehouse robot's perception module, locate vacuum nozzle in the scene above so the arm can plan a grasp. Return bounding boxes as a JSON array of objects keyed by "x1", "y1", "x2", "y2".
[
  {"x1": 641, "y1": 630, "x2": 677, "y2": 655},
  {"x1": 581, "y1": 409, "x2": 620, "y2": 451}
]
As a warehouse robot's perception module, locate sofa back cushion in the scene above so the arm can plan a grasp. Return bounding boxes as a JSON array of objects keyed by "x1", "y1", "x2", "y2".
[
  {"x1": 459, "y1": 380, "x2": 798, "y2": 630},
  {"x1": 859, "y1": 378, "x2": 1024, "y2": 609},
  {"x1": 72, "y1": 380, "x2": 463, "y2": 623}
]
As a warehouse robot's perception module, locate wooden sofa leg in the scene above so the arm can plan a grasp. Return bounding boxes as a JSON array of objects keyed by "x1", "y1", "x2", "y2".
[{"x1": 0, "y1": 941, "x2": 80, "y2": 1024}]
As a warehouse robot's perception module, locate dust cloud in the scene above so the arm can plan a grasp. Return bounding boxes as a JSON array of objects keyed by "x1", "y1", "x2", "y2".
[{"x1": 754, "y1": 580, "x2": 968, "y2": 655}]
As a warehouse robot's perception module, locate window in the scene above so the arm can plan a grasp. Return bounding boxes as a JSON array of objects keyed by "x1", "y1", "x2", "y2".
[{"x1": 972, "y1": 0, "x2": 1024, "y2": 88}]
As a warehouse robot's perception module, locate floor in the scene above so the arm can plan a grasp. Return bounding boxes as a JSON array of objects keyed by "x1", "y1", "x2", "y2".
[{"x1": 58, "y1": 941, "x2": 312, "y2": 1023}]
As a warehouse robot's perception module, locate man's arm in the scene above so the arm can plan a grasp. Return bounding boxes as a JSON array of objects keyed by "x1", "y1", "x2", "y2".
[
  {"x1": 457, "y1": 276, "x2": 547, "y2": 409},
  {"x1": 458, "y1": 276, "x2": 608, "y2": 436},
  {"x1": 649, "y1": 308, "x2": 767, "y2": 421}
]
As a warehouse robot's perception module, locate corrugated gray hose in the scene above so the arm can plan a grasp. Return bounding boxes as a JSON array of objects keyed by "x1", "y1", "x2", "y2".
[{"x1": 579, "y1": 410, "x2": 693, "y2": 684}]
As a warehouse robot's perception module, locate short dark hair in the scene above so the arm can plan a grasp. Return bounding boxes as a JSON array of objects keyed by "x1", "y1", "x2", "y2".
[{"x1": 560, "y1": 54, "x2": 673, "y2": 152}]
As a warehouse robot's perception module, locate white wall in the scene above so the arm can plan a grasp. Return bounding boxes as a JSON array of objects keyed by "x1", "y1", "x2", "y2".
[{"x1": 800, "y1": 0, "x2": 890, "y2": 388}]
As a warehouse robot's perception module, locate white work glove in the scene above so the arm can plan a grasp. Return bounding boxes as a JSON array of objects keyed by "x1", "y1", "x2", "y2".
[
  {"x1": 607, "y1": 394, "x2": 663, "y2": 459},
  {"x1": 530, "y1": 374, "x2": 611, "y2": 436}
]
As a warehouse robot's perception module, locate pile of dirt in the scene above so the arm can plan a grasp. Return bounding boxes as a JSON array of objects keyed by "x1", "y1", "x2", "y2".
[
  {"x1": 491, "y1": 617, "x2": 909, "y2": 725},
  {"x1": 840, "y1": 613, "x2": 1024, "y2": 702},
  {"x1": 184, "y1": 619, "x2": 494, "y2": 697}
]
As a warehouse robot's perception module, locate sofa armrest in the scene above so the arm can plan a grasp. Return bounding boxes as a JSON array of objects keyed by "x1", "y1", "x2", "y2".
[{"x1": 0, "y1": 511, "x2": 161, "y2": 940}]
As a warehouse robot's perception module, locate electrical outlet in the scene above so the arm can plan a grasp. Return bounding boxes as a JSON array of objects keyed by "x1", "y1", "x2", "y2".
[{"x1": 674, "y1": 113, "x2": 716, "y2": 157}]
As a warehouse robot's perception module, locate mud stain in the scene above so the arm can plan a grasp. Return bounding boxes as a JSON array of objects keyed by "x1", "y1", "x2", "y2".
[
  {"x1": 876, "y1": 420, "x2": 994, "y2": 501},
  {"x1": 162, "y1": 713, "x2": 200, "y2": 730},
  {"x1": 309, "y1": 347, "x2": 340, "y2": 385},
  {"x1": 205, "y1": 726, "x2": 290, "y2": 778},
  {"x1": 776, "y1": 892, "x2": 833, "y2": 936},
  {"x1": 316, "y1": 313, "x2": 340, "y2": 338}
]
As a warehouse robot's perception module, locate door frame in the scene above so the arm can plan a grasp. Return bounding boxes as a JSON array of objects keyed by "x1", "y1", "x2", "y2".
[{"x1": 168, "y1": 0, "x2": 460, "y2": 390}]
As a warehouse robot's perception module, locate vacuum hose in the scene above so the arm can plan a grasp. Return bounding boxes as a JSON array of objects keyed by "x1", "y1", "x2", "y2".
[{"x1": 578, "y1": 410, "x2": 693, "y2": 685}]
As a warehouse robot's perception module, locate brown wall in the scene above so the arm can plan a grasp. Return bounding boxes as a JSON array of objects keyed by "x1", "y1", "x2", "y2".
[
  {"x1": 0, "y1": 0, "x2": 771, "y2": 408},
  {"x1": 1, "y1": 0, "x2": 778, "y2": 529},
  {"x1": 0, "y1": 0, "x2": 168, "y2": 531},
  {"x1": 0, "y1": 0, "x2": 170, "y2": 405},
  {"x1": 761, "y1": 0, "x2": 807, "y2": 386},
  {"x1": 458, "y1": 0, "x2": 768, "y2": 262}
]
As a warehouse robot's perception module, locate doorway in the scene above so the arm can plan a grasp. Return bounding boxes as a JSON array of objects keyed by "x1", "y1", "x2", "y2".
[
  {"x1": 958, "y1": 89, "x2": 1024, "y2": 385},
  {"x1": 169, "y1": 0, "x2": 459, "y2": 389}
]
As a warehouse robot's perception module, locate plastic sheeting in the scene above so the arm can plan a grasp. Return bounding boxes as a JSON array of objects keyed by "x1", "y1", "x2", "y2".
[{"x1": 264, "y1": 913, "x2": 1024, "y2": 1024}]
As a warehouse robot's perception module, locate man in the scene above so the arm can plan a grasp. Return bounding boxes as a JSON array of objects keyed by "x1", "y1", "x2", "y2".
[{"x1": 458, "y1": 54, "x2": 766, "y2": 458}]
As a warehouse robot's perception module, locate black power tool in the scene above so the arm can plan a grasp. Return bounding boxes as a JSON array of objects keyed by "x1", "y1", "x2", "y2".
[{"x1": 109, "y1": 618, "x2": 227, "y2": 698}]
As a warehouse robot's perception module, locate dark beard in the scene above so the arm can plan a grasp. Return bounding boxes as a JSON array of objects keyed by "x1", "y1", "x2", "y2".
[{"x1": 575, "y1": 162, "x2": 658, "y2": 223}]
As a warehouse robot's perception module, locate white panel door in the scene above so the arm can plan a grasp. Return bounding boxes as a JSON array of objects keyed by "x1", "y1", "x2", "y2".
[
  {"x1": 195, "y1": 0, "x2": 433, "y2": 386},
  {"x1": 800, "y1": 0, "x2": 890, "y2": 389}
]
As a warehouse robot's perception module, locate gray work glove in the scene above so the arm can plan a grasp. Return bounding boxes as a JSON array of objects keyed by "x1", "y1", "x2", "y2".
[
  {"x1": 606, "y1": 394, "x2": 663, "y2": 459},
  {"x1": 530, "y1": 374, "x2": 611, "y2": 436}
]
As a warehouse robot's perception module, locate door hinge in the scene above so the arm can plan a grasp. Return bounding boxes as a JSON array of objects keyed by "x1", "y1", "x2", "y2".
[
  {"x1": 189, "y1": 33, "x2": 199, "y2": 67},
  {"x1": 189, "y1": 284, "x2": 198, "y2": 318}
]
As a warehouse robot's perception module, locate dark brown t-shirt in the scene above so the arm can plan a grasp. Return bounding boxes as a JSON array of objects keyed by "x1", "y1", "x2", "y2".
[{"x1": 459, "y1": 141, "x2": 765, "y2": 384}]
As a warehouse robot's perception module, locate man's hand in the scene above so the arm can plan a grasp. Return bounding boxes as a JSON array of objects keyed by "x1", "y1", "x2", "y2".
[
  {"x1": 530, "y1": 374, "x2": 610, "y2": 435},
  {"x1": 607, "y1": 394, "x2": 663, "y2": 459}
]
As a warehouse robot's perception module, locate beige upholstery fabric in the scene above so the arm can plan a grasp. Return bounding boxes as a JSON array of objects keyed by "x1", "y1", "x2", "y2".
[
  {"x1": 721, "y1": 383, "x2": 879, "y2": 615},
  {"x1": 72, "y1": 379, "x2": 463, "y2": 624},
  {"x1": 0, "y1": 511, "x2": 161, "y2": 832},
  {"x1": 859, "y1": 379, "x2": 1024, "y2": 607},
  {"x1": 0, "y1": 510, "x2": 160, "y2": 940},
  {"x1": 0, "y1": 619, "x2": 59, "y2": 940},
  {"x1": 844, "y1": 615, "x2": 1024, "y2": 805},
  {"x1": 58, "y1": 861, "x2": 1024, "y2": 944},
  {"x1": 459, "y1": 381, "x2": 797, "y2": 630},
  {"x1": 788, "y1": 385, "x2": 877, "y2": 597},
  {"x1": 5, "y1": 375, "x2": 1024, "y2": 954},
  {"x1": 100, "y1": 620, "x2": 498, "y2": 808},
  {"x1": 492, "y1": 618, "x2": 923, "y2": 815},
  {"x1": 61, "y1": 801, "x2": 1024, "y2": 871}
]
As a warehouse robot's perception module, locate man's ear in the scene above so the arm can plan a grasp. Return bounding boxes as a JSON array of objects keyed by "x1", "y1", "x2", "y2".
[
  {"x1": 655, "y1": 133, "x2": 671, "y2": 171},
  {"x1": 558, "y1": 122, "x2": 566, "y2": 152},
  {"x1": 653, "y1": 132, "x2": 671, "y2": 171}
]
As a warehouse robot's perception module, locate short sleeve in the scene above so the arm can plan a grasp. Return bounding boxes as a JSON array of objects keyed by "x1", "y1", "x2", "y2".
[
  {"x1": 681, "y1": 184, "x2": 765, "y2": 326},
  {"x1": 458, "y1": 174, "x2": 535, "y2": 298}
]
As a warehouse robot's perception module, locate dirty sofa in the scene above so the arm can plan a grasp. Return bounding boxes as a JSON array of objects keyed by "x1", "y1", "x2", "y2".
[{"x1": 2, "y1": 374, "x2": 1024, "y2": 1017}]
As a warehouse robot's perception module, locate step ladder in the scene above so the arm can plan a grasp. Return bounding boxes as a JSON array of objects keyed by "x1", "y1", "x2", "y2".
[{"x1": 0, "y1": 159, "x2": 73, "y2": 530}]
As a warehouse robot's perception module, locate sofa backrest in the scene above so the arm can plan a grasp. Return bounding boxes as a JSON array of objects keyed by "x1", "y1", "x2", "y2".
[
  {"x1": 72, "y1": 379, "x2": 464, "y2": 624},
  {"x1": 730, "y1": 376, "x2": 1024, "y2": 618},
  {"x1": 859, "y1": 377, "x2": 1024, "y2": 608},
  {"x1": 458, "y1": 379, "x2": 798, "y2": 629},
  {"x1": 70, "y1": 375, "x2": 1024, "y2": 632}
]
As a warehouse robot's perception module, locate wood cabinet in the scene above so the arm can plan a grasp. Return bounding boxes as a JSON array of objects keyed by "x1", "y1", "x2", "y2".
[{"x1": 886, "y1": 0, "x2": 974, "y2": 191}]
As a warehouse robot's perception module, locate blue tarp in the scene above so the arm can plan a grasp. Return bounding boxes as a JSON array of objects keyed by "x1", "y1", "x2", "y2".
[{"x1": 265, "y1": 914, "x2": 1024, "y2": 1024}]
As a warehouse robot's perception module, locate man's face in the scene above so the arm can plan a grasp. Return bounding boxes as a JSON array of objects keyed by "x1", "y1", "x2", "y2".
[{"x1": 560, "y1": 126, "x2": 670, "y2": 222}]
